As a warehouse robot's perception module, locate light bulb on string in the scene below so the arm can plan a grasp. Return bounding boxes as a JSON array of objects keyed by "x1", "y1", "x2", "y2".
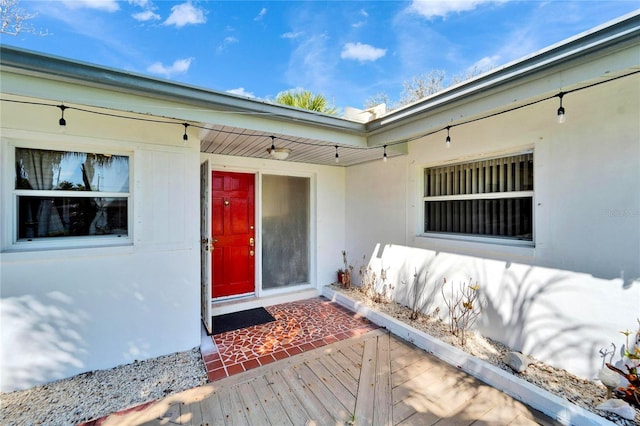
[
  {"x1": 58, "y1": 104, "x2": 67, "y2": 127},
  {"x1": 335, "y1": 145, "x2": 339, "y2": 163},
  {"x1": 445, "y1": 126, "x2": 451, "y2": 148},
  {"x1": 383, "y1": 145, "x2": 388, "y2": 162},
  {"x1": 183, "y1": 123, "x2": 189, "y2": 143},
  {"x1": 557, "y1": 92, "x2": 566, "y2": 124}
]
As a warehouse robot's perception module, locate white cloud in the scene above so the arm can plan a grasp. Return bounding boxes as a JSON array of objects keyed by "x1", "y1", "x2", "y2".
[
  {"x1": 164, "y1": 2, "x2": 206, "y2": 28},
  {"x1": 352, "y1": 8, "x2": 369, "y2": 28},
  {"x1": 216, "y1": 36, "x2": 239, "y2": 53},
  {"x1": 409, "y1": 0, "x2": 507, "y2": 19},
  {"x1": 470, "y1": 55, "x2": 500, "y2": 72},
  {"x1": 128, "y1": 0, "x2": 151, "y2": 7},
  {"x1": 147, "y1": 58, "x2": 193, "y2": 77},
  {"x1": 133, "y1": 10, "x2": 161, "y2": 21},
  {"x1": 341, "y1": 42, "x2": 387, "y2": 62},
  {"x1": 282, "y1": 31, "x2": 303, "y2": 39},
  {"x1": 255, "y1": 8, "x2": 267, "y2": 21},
  {"x1": 227, "y1": 88, "x2": 255, "y2": 98},
  {"x1": 62, "y1": 0, "x2": 119, "y2": 12}
]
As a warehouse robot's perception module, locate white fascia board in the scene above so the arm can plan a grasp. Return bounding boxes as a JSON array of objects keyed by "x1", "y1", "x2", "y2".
[{"x1": 0, "y1": 46, "x2": 367, "y2": 148}]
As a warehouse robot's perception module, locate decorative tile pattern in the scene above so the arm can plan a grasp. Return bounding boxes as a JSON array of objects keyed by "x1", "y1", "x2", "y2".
[{"x1": 201, "y1": 297, "x2": 377, "y2": 382}]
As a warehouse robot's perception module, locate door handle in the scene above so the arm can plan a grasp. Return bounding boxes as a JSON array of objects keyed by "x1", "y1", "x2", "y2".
[{"x1": 201, "y1": 238, "x2": 217, "y2": 251}]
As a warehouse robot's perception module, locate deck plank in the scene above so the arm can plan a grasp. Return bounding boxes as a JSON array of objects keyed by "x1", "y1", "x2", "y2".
[
  {"x1": 306, "y1": 357, "x2": 356, "y2": 412},
  {"x1": 179, "y1": 400, "x2": 203, "y2": 425},
  {"x1": 354, "y1": 334, "x2": 378, "y2": 425},
  {"x1": 280, "y1": 363, "x2": 336, "y2": 425},
  {"x1": 250, "y1": 376, "x2": 295, "y2": 426},
  {"x1": 295, "y1": 361, "x2": 352, "y2": 423},
  {"x1": 391, "y1": 353, "x2": 441, "y2": 389},
  {"x1": 217, "y1": 386, "x2": 248, "y2": 425},
  {"x1": 264, "y1": 370, "x2": 312, "y2": 425},
  {"x1": 236, "y1": 381, "x2": 271, "y2": 425},
  {"x1": 199, "y1": 389, "x2": 227, "y2": 425},
  {"x1": 319, "y1": 350, "x2": 359, "y2": 396},
  {"x1": 390, "y1": 338, "x2": 427, "y2": 373},
  {"x1": 330, "y1": 348, "x2": 363, "y2": 381},
  {"x1": 373, "y1": 333, "x2": 392, "y2": 426}
]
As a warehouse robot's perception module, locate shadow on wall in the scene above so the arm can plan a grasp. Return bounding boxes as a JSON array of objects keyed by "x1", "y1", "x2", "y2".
[
  {"x1": 1, "y1": 292, "x2": 89, "y2": 392},
  {"x1": 476, "y1": 264, "x2": 614, "y2": 379},
  {"x1": 358, "y1": 243, "x2": 640, "y2": 380}
]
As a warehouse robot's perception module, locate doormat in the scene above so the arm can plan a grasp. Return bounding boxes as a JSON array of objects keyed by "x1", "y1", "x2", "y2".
[{"x1": 211, "y1": 307, "x2": 276, "y2": 335}]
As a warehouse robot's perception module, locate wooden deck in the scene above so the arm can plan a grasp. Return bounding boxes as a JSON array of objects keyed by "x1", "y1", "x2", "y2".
[{"x1": 100, "y1": 329, "x2": 561, "y2": 425}]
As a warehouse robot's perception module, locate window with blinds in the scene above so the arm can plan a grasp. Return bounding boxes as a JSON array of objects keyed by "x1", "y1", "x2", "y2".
[{"x1": 423, "y1": 152, "x2": 533, "y2": 242}]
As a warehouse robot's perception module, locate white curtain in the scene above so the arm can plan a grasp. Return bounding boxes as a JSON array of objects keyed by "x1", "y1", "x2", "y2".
[{"x1": 17, "y1": 149, "x2": 66, "y2": 237}]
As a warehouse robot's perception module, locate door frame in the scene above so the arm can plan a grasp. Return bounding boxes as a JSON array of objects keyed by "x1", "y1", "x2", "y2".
[
  {"x1": 200, "y1": 159, "x2": 212, "y2": 334},
  {"x1": 203, "y1": 165, "x2": 319, "y2": 304},
  {"x1": 210, "y1": 168, "x2": 260, "y2": 300}
]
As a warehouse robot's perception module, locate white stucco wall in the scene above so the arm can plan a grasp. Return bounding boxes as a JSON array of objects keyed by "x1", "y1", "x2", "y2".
[
  {"x1": 345, "y1": 75, "x2": 640, "y2": 380},
  {"x1": 1, "y1": 100, "x2": 201, "y2": 392}
]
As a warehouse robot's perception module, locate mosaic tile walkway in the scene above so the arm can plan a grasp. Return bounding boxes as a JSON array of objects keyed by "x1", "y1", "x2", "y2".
[{"x1": 201, "y1": 297, "x2": 378, "y2": 382}]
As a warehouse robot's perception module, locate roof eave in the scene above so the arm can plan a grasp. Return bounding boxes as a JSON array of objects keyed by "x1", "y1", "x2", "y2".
[
  {"x1": 0, "y1": 44, "x2": 365, "y2": 135},
  {"x1": 365, "y1": 10, "x2": 640, "y2": 136}
]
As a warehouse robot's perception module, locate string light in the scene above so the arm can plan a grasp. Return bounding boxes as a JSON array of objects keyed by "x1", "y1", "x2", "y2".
[
  {"x1": 335, "y1": 145, "x2": 339, "y2": 163},
  {"x1": 557, "y1": 92, "x2": 566, "y2": 124},
  {"x1": 2, "y1": 69, "x2": 634, "y2": 157},
  {"x1": 183, "y1": 123, "x2": 189, "y2": 142},
  {"x1": 383, "y1": 145, "x2": 388, "y2": 162},
  {"x1": 445, "y1": 126, "x2": 451, "y2": 148},
  {"x1": 58, "y1": 104, "x2": 67, "y2": 126}
]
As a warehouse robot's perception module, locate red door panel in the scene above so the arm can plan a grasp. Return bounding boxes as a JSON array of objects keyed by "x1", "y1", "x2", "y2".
[{"x1": 211, "y1": 171, "x2": 255, "y2": 298}]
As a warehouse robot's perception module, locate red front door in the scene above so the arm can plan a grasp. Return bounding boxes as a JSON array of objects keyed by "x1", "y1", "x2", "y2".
[{"x1": 211, "y1": 171, "x2": 255, "y2": 298}]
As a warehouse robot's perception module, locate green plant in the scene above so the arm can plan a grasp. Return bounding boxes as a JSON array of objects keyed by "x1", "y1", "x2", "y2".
[{"x1": 441, "y1": 278, "x2": 483, "y2": 346}]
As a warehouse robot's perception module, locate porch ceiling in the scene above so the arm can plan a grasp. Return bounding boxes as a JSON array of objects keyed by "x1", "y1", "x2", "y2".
[{"x1": 199, "y1": 124, "x2": 404, "y2": 167}]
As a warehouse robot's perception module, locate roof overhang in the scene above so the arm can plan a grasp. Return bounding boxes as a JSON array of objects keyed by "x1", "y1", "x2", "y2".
[{"x1": 365, "y1": 11, "x2": 640, "y2": 147}]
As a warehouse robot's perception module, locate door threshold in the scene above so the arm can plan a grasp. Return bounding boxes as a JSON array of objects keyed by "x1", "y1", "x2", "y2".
[
  {"x1": 212, "y1": 292, "x2": 255, "y2": 303},
  {"x1": 211, "y1": 288, "x2": 319, "y2": 316}
]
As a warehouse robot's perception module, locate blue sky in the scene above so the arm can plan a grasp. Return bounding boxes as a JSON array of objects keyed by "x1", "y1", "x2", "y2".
[{"x1": 2, "y1": 1, "x2": 638, "y2": 111}]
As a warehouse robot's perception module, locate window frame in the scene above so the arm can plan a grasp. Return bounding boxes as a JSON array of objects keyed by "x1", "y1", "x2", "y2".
[
  {"x1": 6, "y1": 141, "x2": 134, "y2": 251},
  {"x1": 421, "y1": 150, "x2": 535, "y2": 247}
]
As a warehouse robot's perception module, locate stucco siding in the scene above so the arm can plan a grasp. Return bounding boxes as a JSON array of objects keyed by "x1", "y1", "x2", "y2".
[
  {"x1": 343, "y1": 74, "x2": 640, "y2": 380},
  {"x1": 1, "y1": 101, "x2": 201, "y2": 392}
]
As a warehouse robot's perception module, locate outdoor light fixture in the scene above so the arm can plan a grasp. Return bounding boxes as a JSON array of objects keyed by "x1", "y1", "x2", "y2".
[
  {"x1": 267, "y1": 135, "x2": 291, "y2": 160},
  {"x1": 557, "y1": 92, "x2": 566, "y2": 124},
  {"x1": 58, "y1": 104, "x2": 67, "y2": 126},
  {"x1": 183, "y1": 123, "x2": 189, "y2": 142},
  {"x1": 383, "y1": 145, "x2": 388, "y2": 162},
  {"x1": 445, "y1": 126, "x2": 451, "y2": 148},
  {"x1": 335, "y1": 145, "x2": 339, "y2": 163}
]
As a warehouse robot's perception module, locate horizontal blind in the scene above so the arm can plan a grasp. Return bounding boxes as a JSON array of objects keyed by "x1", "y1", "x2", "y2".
[
  {"x1": 424, "y1": 153, "x2": 533, "y2": 241},
  {"x1": 425, "y1": 153, "x2": 533, "y2": 197}
]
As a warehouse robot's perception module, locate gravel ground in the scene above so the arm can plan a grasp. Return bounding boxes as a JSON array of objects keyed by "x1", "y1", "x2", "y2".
[
  {"x1": 0, "y1": 347, "x2": 207, "y2": 425},
  {"x1": 331, "y1": 284, "x2": 640, "y2": 426}
]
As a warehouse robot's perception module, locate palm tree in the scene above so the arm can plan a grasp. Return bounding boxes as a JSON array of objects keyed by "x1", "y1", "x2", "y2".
[{"x1": 274, "y1": 89, "x2": 337, "y2": 115}]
